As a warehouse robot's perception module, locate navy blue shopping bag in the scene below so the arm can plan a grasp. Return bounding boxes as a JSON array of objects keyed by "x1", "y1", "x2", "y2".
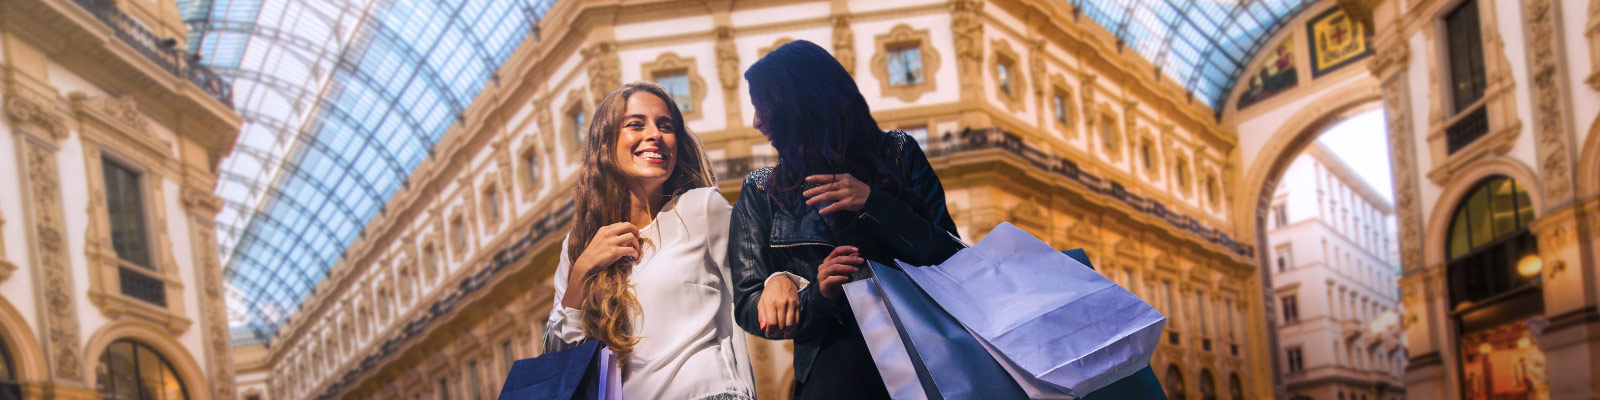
[
  {"x1": 1064, "y1": 248, "x2": 1168, "y2": 400},
  {"x1": 498, "y1": 340, "x2": 602, "y2": 400}
]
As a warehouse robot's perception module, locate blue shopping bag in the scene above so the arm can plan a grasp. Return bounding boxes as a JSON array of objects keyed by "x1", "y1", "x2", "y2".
[
  {"x1": 844, "y1": 261, "x2": 1029, "y2": 400},
  {"x1": 899, "y1": 223, "x2": 1167, "y2": 398},
  {"x1": 499, "y1": 340, "x2": 609, "y2": 400},
  {"x1": 1063, "y1": 249, "x2": 1167, "y2": 400}
]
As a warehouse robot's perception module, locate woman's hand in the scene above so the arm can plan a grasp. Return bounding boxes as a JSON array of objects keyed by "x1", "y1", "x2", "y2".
[
  {"x1": 561, "y1": 222, "x2": 641, "y2": 308},
  {"x1": 817, "y1": 246, "x2": 863, "y2": 302},
  {"x1": 759, "y1": 277, "x2": 799, "y2": 338},
  {"x1": 804, "y1": 174, "x2": 870, "y2": 215}
]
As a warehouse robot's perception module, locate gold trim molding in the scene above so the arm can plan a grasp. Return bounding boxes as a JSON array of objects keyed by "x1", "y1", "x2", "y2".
[{"x1": 871, "y1": 24, "x2": 942, "y2": 103}]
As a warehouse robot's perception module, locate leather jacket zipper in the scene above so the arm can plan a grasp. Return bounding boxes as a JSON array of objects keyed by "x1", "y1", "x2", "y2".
[{"x1": 769, "y1": 241, "x2": 831, "y2": 248}]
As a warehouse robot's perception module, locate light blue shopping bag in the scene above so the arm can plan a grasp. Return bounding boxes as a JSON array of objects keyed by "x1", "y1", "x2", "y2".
[{"x1": 899, "y1": 222, "x2": 1167, "y2": 398}]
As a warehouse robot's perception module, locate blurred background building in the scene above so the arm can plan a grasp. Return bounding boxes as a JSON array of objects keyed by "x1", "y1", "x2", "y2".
[
  {"x1": 1, "y1": 0, "x2": 1597, "y2": 399},
  {"x1": 1266, "y1": 142, "x2": 1405, "y2": 400}
]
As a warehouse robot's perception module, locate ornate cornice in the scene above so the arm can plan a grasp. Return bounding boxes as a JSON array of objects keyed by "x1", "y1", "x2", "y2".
[{"x1": 4, "y1": 94, "x2": 68, "y2": 141}]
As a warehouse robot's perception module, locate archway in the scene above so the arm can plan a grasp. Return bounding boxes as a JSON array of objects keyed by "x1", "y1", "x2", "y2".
[
  {"x1": 0, "y1": 295, "x2": 45, "y2": 394},
  {"x1": 1233, "y1": 79, "x2": 1383, "y2": 395},
  {"x1": 83, "y1": 320, "x2": 210, "y2": 400}
]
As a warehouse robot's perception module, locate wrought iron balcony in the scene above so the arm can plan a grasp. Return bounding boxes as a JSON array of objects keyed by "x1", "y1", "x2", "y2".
[
  {"x1": 1445, "y1": 105, "x2": 1489, "y2": 153},
  {"x1": 69, "y1": 0, "x2": 233, "y2": 108}
]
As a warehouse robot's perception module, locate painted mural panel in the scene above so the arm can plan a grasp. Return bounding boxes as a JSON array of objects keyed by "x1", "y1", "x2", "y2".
[{"x1": 1236, "y1": 38, "x2": 1299, "y2": 109}]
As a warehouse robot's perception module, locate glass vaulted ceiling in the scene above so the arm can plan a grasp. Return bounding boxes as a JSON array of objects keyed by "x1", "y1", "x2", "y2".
[
  {"x1": 1070, "y1": 0, "x2": 1319, "y2": 110},
  {"x1": 189, "y1": 0, "x2": 1316, "y2": 347},
  {"x1": 179, "y1": 0, "x2": 554, "y2": 346}
]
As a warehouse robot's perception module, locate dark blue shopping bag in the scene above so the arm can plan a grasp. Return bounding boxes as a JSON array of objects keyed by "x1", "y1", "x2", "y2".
[
  {"x1": 1064, "y1": 248, "x2": 1168, "y2": 400},
  {"x1": 498, "y1": 340, "x2": 603, "y2": 400}
]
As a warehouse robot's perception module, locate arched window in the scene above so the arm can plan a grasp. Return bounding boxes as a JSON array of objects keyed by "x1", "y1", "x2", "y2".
[
  {"x1": 95, "y1": 339, "x2": 188, "y2": 400},
  {"x1": 1164, "y1": 365, "x2": 1187, "y2": 400},
  {"x1": 1199, "y1": 369, "x2": 1216, "y2": 400},
  {"x1": 1445, "y1": 176, "x2": 1538, "y2": 308},
  {"x1": 1, "y1": 337, "x2": 18, "y2": 399},
  {"x1": 1228, "y1": 373, "x2": 1244, "y2": 400}
]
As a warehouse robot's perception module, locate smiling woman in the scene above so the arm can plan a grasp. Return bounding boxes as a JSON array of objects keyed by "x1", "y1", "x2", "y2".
[{"x1": 541, "y1": 81, "x2": 754, "y2": 399}]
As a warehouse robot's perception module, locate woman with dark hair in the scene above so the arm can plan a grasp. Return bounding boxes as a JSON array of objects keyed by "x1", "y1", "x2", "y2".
[
  {"x1": 729, "y1": 40, "x2": 964, "y2": 398},
  {"x1": 542, "y1": 81, "x2": 754, "y2": 399}
]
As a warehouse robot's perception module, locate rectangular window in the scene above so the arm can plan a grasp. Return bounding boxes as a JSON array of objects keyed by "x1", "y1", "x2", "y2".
[
  {"x1": 523, "y1": 152, "x2": 538, "y2": 188},
  {"x1": 1443, "y1": 0, "x2": 1486, "y2": 113},
  {"x1": 902, "y1": 126, "x2": 929, "y2": 147},
  {"x1": 103, "y1": 157, "x2": 151, "y2": 268},
  {"x1": 1053, "y1": 93, "x2": 1067, "y2": 124},
  {"x1": 1286, "y1": 347, "x2": 1305, "y2": 372},
  {"x1": 997, "y1": 61, "x2": 1013, "y2": 96},
  {"x1": 467, "y1": 361, "x2": 483, "y2": 400},
  {"x1": 424, "y1": 245, "x2": 438, "y2": 279},
  {"x1": 571, "y1": 109, "x2": 587, "y2": 149},
  {"x1": 1276, "y1": 245, "x2": 1292, "y2": 272},
  {"x1": 654, "y1": 71, "x2": 692, "y2": 112},
  {"x1": 452, "y1": 218, "x2": 466, "y2": 251},
  {"x1": 484, "y1": 188, "x2": 500, "y2": 223},
  {"x1": 1274, "y1": 204, "x2": 1288, "y2": 227},
  {"x1": 500, "y1": 341, "x2": 516, "y2": 378},
  {"x1": 1099, "y1": 116, "x2": 1117, "y2": 151},
  {"x1": 438, "y1": 378, "x2": 450, "y2": 400},
  {"x1": 1141, "y1": 142, "x2": 1153, "y2": 170},
  {"x1": 1196, "y1": 290, "x2": 1209, "y2": 336},
  {"x1": 887, "y1": 45, "x2": 924, "y2": 87},
  {"x1": 1281, "y1": 295, "x2": 1299, "y2": 324}
]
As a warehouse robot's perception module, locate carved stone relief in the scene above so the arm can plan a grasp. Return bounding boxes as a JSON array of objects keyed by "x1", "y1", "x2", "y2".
[
  {"x1": 1589, "y1": 0, "x2": 1600, "y2": 90},
  {"x1": 832, "y1": 16, "x2": 855, "y2": 77},
  {"x1": 4, "y1": 95, "x2": 68, "y2": 141},
  {"x1": 0, "y1": 211, "x2": 13, "y2": 282},
  {"x1": 1381, "y1": 71, "x2": 1425, "y2": 271},
  {"x1": 189, "y1": 219, "x2": 236, "y2": 399},
  {"x1": 950, "y1": 0, "x2": 984, "y2": 94},
  {"x1": 715, "y1": 26, "x2": 740, "y2": 91},
  {"x1": 18, "y1": 138, "x2": 84, "y2": 381},
  {"x1": 582, "y1": 41, "x2": 620, "y2": 105},
  {"x1": 1522, "y1": 0, "x2": 1577, "y2": 205}
]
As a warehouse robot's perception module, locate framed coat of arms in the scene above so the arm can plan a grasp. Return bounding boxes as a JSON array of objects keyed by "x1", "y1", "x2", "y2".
[{"x1": 1307, "y1": 7, "x2": 1370, "y2": 78}]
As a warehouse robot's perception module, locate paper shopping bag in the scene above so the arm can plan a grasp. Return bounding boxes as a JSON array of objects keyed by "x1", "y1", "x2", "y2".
[
  {"x1": 844, "y1": 261, "x2": 1028, "y2": 400},
  {"x1": 898, "y1": 222, "x2": 1166, "y2": 397}
]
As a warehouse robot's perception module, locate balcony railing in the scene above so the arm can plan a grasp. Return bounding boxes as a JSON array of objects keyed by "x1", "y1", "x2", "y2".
[
  {"x1": 69, "y1": 0, "x2": 233, "y2": 108},
  {"x1": 118, "y1": 266, "x2": 166, "y2": 307},
  {"x1": 1445, "y1": 104, "x2": 1489, "y2": 153}
]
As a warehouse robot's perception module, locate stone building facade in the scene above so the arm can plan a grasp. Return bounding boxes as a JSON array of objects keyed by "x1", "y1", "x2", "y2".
[
  {"x1": 0, "y1": 0, "x2": 242, "y2": 398},
  {"x1": 238, "y1": 0, "x2": 1275, "y2": 399}
]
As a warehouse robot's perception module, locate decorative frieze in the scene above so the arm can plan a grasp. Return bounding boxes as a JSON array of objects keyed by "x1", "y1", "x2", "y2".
[
  {"x1": 1522, "y1": 0, "x2": 1577, "y2": 206},
  {"x1": 17, "y1": 137, "x2": 84, "y2": 382},
  {"x1": 1381, "y1": 67, "x2": 1425, "y2": 272},
  {"x1": 4, "y1": 94, "x2": 68, "y2": 141}
]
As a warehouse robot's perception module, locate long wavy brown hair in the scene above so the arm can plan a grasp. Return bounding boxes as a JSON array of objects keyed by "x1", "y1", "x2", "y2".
[{"x1": 566, "y1": 81, "x2": 714, "y2": 357}]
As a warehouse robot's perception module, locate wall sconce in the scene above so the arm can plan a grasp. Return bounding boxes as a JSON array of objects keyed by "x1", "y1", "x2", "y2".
[{"x1": 1517, "y1": 254, "x2": 1543, "y2": 279}]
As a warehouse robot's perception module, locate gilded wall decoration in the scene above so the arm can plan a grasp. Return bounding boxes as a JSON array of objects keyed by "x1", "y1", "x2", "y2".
[
  {"x1": 1237, "y1": 38, "x2": 1299, "y2": 109},
  {"x1": 832, "y1": 16, "x2": 855, "y2": 76},
  {"x1": 1307, "y1": 6, "x2": 1370, "y2": 78},
  {"x1": 1382, "y1": 71, "x2": 1425, "y2": 271},
  {"x1": 1522, "y1": 0, "x2": 1576, "y2": 205},
  {"x1": 871, "y1": 24, "x2": 942, "y2": 103},
  {"x1": 19, "y1": 138, "x2": 85, "y2": 381}
]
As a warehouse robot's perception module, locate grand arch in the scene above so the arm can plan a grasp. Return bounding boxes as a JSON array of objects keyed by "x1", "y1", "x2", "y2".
[
  {"x1": 83, "y1": 320, "x2": 212, "y2": 400},
  {"x1": 0, "y1": 296, "x2": 46, "y2": 390},
  {"x1": 1576, "y1": 114, "x2": 1600, "y2": 201},
  {"x1": 1229, "y1": 78, "x2": 1382, "y2": 393}
]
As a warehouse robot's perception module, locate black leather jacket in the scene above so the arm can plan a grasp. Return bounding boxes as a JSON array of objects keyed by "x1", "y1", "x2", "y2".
[{"x1": 727, "y1": 131, "x2": 963, "y2": 385}]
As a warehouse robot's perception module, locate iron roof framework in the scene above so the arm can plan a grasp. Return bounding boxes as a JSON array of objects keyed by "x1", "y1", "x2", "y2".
[
  {"x1": 180, "y1": 0, "x2": 554, "y2": 346},
  {"x1": 1069, "y1": 0, "x2": 1319, "y2": 111}
]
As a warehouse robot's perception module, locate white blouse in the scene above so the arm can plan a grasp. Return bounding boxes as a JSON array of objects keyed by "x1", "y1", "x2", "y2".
[{"x1": 544, "y1": 187, "x2": 755, "y2": 399}]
